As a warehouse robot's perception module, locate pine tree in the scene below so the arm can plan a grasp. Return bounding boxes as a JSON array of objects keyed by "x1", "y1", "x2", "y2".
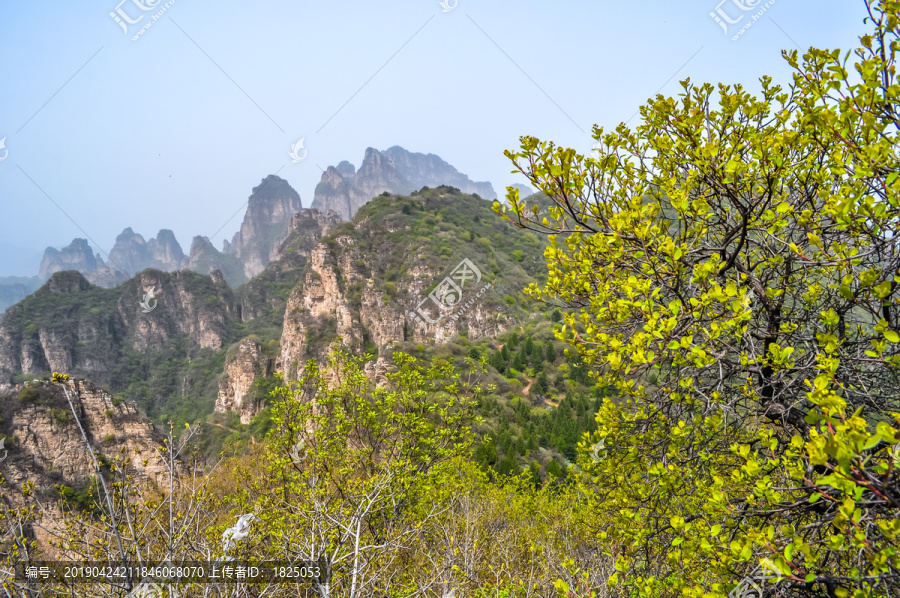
[
  {"x1": 546, "y1": 458, "x2": 564, "y2": 479},
  {"x1": 496, "y1": 451, "x2": 521, "y2": 477},
  {"x1": 535, "y1": 372, "x2": 549, "y2": 394},
  {"x1": 515, "y1": 437, "x2": 526, "y2": 455},
  {"x1": 545, "y1": 342, "x2": 556, "y2": 362},
  {"x1": 508, "y1": 331, "x2": 519, "y2": 348},
  {"x1": 531, "y1": 341, "x2": 543, "y2": 365},
  {"x1": 490, "y1": 350, "x2": 505, "y2": 373},
  {"x1": 512, "y1": 351, "x2": 526, "y2": 371}
]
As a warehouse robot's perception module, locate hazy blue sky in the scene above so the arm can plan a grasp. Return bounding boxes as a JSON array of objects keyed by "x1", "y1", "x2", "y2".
[{"x1": 0, "y1": 0, "x2": 871, "y2": 276}]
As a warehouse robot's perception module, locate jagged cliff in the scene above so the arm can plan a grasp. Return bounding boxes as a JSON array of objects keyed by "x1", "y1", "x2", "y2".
[
  {"x1": 311, "y1": 146, "x2": 497, "y2": 220},
  {"x1": 107, "y1": 227, "x2": 185, "y2": 275},
  {"x1": 237, "y1": 208, "x2": 342, "y2": 323},
  {"x1": 0, "y1": 268, "x2": 236, "y2": 393},
  {"x1": 39, "y1": 239, "x2": 97, "y2": 280},
  {"x1": 215, "y1": 338, "x2": 275, "y2": 424},
  {"x1": 278, "y1": 187, "x2": 540, "y2": 382},
  {"x1": 1, "y1": 379, "x2": 167, "y2": 487},
  {"x1": 0, "y1": 378, "x2": 168, "y2": 553}
]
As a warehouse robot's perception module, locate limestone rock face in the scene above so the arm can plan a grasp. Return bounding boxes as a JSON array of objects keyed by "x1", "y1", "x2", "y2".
[
  {"x1": 238, "y1": 208, "x2": 342, "y2": 324},
  {"x1": 36, "y1": 230, "x2": 184, "y2": 291},
  {"x1": 279, "y1": 239, "x2": 362, "y2": 379},
  {"x1": 183, "y1": 236, "x2": 245, "y2": 288},
  {"x1": 226, "y1": 175, "x2": 304, "y2": 279},
  {"x1": 106, "y1": 227, "x2": 185, "y2": 276},
  {"x1": 270, "y1": 208, "x2": 343, "y2": 263},
  {"x1": 354, "y1": 147, "x2": 416, "y2": 200},
  {"x1": 3, "y1": 379, "x2": 167, "y2": 489},
  {"x1": 278, "y1": 222, "x2": 511, "y2": 383},
  {"x1": 150, "y1": 229, "x2": 185, "y2": 269},
  {"x1": 117, "y1": 269, "x2": 236, "y2": 353},
  {"x1": 0, "y1": 269, "x2": 237, "y2": 391},
  {"x1": 311, "y1": 146, "x2": 496, "y2": 220},
  {"x1": 310, "y1": 166, "x2": 372, "y2": 222},
  {"x1": 215, "y1": 338, "x2": 275, "y2": 424}
]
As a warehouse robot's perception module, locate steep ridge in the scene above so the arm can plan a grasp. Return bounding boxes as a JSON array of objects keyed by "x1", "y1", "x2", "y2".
[{"x1": 311, "y1": 146, "x2": 497, "y2": 220}]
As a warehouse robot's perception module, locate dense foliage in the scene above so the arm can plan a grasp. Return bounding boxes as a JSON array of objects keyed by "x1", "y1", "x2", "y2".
[{"x1": 498, "y1": 2, "x2": 900, "y2": 595}]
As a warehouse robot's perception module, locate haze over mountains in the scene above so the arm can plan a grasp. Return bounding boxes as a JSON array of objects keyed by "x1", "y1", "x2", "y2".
[
  {"x1": 0, "y1": 146, "x2": 506, "y2": 313},
  {"x1": 311, "y1": 146, "x2": 497, "y2": 220}
]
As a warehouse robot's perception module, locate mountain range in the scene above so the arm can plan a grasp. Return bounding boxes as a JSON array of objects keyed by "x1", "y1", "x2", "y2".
[{"x1": 0, "y1": 146, "x2": 501, "y2": 314}]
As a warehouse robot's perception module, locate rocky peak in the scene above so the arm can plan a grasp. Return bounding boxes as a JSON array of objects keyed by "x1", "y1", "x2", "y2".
[
  {"x1": 383, "y1": 145, "x2": 496, "y2": 199},
  {"x1": 106, "y1": 227, "x2": 147, "y2": 276},
  {"x1": 226, "y1": 175, "x2": 304, "y2": 279},
  {"x1": 355, "y1": 147, "x2": 415, "y2": 197},
  {"x1": 40, "y1": 270, "x2": 93, "y2": 294},
  {"x1": 0, "y1": 378, "x2": 168, "y2": 551},
  {"x1": 107, "y1": 228, "x2": 185, "y2": 276},
  {"x1": 271, "y1": 208, "x2": 343, "y2": 261},
  {"x1": 150, "y1": 229, "x2": 185, "y2": 268},
  {"x1": 311, "y1": 146, "x2": 496, "y2": 220},
  {"x1": 0, "y1": 267, "x2": 237, "y2": 392},
  {"x1": 336, "y1": 160, "x2": 356, "y2": 177},
  {"x1": 38, "y1": 239, "x2": 98, "y2": 280}
]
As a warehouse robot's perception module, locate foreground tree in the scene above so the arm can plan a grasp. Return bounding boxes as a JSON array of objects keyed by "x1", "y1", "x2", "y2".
[
  {"x1": 498, "y1": 2, "x2": 900, "y2": 596},
  {"x1": 245, "y1": 351, "x2": 484, "y2": 597}
]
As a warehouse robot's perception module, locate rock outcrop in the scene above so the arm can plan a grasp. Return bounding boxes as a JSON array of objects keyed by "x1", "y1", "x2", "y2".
[
  {"x1": 215, "y1": 338, "x2": 275, "y2": 424},
  {"x1": 225, "y1": 175, "x2": 304, "y2": 279},
  {"x1": 3, "y1": 379, "x2": 167, "y2": 488},
  {"x1": 39, "y1": 239, "x2": 98, "y2": 280},
  {"x1": 238, "y1": 208, "x2": 342, "y2": 323},
  {"x1": 279, "y1": 239, "x2": 363, "y2": 379},
  {"x1": 36, "y1": 230, "x2": 184, "y2": 292},
  {"x1": 279, "y1": 190, "x2": 519, "y2": 381},
  {"x1": 311, "y1": 146, "x2": 496, "y2": 220}
]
